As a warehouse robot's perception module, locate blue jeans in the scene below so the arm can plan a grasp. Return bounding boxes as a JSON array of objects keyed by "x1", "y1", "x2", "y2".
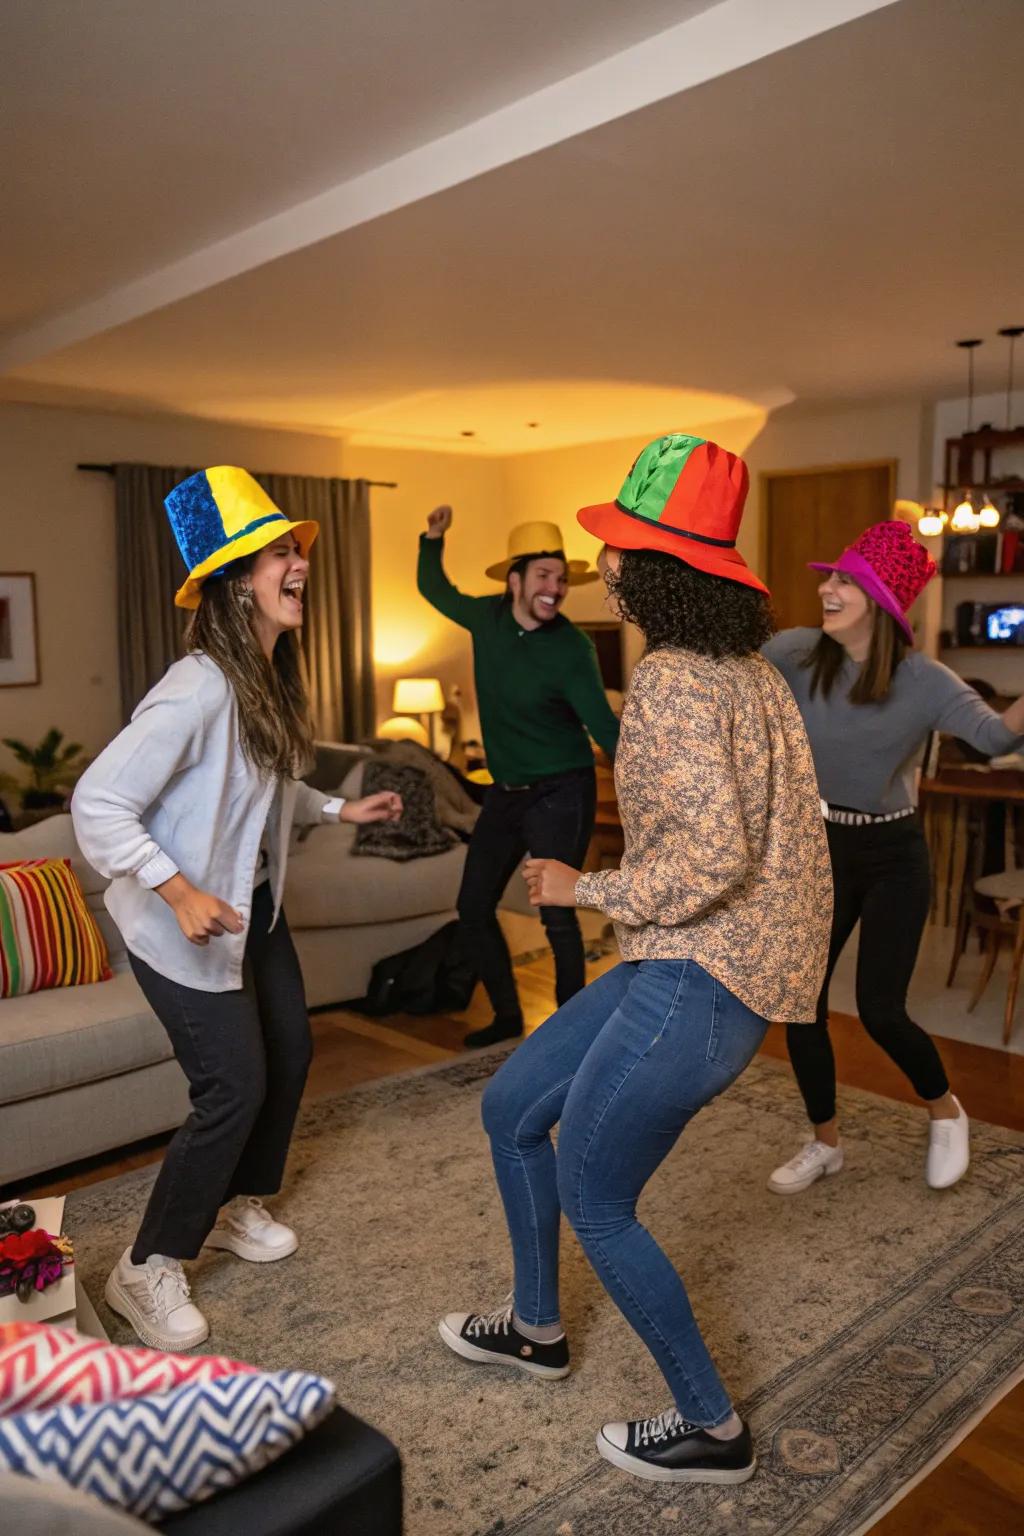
[{"x1": 481, "y1": 960, "x2": 768, "y2": 1426}]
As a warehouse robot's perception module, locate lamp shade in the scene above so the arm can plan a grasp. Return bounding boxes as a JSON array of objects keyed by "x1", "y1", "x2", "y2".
[{"x1": 393, "y1": 677, "x2": 445, "y2": 715}]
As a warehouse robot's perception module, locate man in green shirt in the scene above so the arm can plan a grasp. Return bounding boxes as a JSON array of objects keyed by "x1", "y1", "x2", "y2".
[{"x1": 419, "y1": 506, "x2": 620, "y2": 1047}]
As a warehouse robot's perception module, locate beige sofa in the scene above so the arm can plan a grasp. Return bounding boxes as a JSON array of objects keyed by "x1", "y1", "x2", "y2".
[{"x1": 0, "y1": 796, "x2": 468, "y2": 1184}]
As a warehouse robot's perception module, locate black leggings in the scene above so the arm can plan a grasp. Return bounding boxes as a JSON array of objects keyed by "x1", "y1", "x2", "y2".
[
  {"x1": 128, "y1": 883, "x2": 312, "y2": 1261},
  {"x1": 787, "y1": 816, "x2": 949, "y2": 1125}
]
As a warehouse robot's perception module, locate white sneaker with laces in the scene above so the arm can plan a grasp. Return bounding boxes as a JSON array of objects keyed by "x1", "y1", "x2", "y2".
[
  {"x1": 203, "y1": 1197, "x2": 298, "y2": 1263},
  {"x1": 926, "y1": 1097, "x2": 969, "y2": 1189},
  {"x1": 768, "y1": 1140, "x2": 844, "y2": 1196},
  {"x1": 104, "y1": 1249, "x2": 209, "y2": 1351}
]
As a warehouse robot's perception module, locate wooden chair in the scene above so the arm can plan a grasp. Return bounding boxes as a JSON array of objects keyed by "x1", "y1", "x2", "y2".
[{"x1": 965, "y1": 869, "x2": 1024, "y2": 1046}]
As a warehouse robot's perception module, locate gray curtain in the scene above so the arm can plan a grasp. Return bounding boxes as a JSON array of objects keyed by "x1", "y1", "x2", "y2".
[
  {"x1": 114, "y1": 464, "x2": 193, "y2": 720},
  {"x1": 260, "y1": 473, "x2": 375, "y2": 741},
  {"x1": 114, "y1": 464, "x2": 375, "y2": 739}
]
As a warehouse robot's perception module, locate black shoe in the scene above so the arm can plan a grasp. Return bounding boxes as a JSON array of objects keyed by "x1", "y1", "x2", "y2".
[
  {"x1": 463, "y1": 1016, "x2": 524, "y2": 1049},
  {"x1": 597, "y1": 1409, "x2": 756, "y2": 1483},
  {"x1": 439, "y1": 1299, "x2": 570, "y2": 1379}
]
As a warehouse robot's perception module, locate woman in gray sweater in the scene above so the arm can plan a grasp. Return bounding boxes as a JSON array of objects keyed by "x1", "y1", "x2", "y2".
[
  {"x1": 763, "y1": 521, "x2": 1024, "y2": 1197},
  {"x1": 73, "y1": 467, "x2": 400, "y2": 1350}
]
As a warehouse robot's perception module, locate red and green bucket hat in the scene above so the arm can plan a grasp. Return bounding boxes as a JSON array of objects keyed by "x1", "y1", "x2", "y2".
[{"x1": 577, "y1": 432, "x2": 768, "y2": 593}]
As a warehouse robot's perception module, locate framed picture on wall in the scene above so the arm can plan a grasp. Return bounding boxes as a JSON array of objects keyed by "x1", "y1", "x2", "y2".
[{"x1": 0, "y1": 573, "x2": 40, "y2": 687}]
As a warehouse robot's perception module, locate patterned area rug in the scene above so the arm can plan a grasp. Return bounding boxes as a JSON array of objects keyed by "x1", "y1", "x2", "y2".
[{"x1": 67, "y1": 1054, "x2": 1024, "y2": 1536}]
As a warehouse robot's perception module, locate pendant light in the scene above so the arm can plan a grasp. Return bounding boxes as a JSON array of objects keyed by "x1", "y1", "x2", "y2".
[
  {"x1": 951, "y1": 338, "x2": 983, "y2": 531},
  {"x1": 999, "y1": 325, "x2": 1023, "y2": 430},
  {"x1": 918, "y1": 509, "x2": 947, "y2": 537}
]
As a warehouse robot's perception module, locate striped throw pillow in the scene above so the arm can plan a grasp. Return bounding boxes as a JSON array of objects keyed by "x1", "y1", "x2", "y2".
[{"x1": 0, "y1": 859, "x2": 112, "y2": 998}]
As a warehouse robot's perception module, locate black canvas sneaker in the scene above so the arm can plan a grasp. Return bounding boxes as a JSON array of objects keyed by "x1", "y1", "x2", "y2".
[
  {"x1": 597, "y1": 1408, "x2": 756, "y2": 1483},
  {"x1": 439, "y1": 1299, "x2": 570, "y2": 1379}
]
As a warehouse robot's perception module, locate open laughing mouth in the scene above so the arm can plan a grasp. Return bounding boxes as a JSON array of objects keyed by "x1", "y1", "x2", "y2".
[
  {"x1": 282, "y1": 578, "x2": 305, "y2": 612},
  {"x1": 536, "y1": 595, "x2": 560, "y2": 614}
]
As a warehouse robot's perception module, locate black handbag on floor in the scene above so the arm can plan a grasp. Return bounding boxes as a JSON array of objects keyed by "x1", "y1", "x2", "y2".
[{"x1": 353, "y1": 921, "x2": 476, "y2": 1017}]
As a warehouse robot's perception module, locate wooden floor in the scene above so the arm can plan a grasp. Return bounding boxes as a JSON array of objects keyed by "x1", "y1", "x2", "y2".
[{"x1": 23, "y1": 948, "x2": 1024, "y2": 1532}]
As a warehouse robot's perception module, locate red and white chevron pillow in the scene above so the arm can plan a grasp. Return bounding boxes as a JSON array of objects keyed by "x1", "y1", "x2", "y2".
[{"x1": 0, "y1": 1321, "x2": 256, "y2": 1413}]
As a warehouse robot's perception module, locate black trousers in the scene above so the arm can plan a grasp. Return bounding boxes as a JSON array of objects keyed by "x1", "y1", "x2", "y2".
[
  {"x1": 787, "y1": 816, "x2": 950, "y2": 1126},
  {"x1": 128, "y1": 883, "x2": 312, "y2": 1261},
  {"x1": 456, "y1": 766, "x2": 597, "y2": 1024}
]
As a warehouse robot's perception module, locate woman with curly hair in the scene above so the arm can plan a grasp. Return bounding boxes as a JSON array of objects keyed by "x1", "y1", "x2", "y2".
[
  {"x1": 438, "y1": 435, "x2": 831, "y2": 1486},
  {"x1": 763, "y1": 522, "x2": 1024, "y2": 1198},
  {"x1": 73, "y1": 468, "x2": 400, "y2": 1350}
]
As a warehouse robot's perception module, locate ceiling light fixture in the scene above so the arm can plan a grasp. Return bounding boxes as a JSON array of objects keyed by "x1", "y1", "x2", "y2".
[
  {"x1": 956, "y1": 337, "x2": 983, "y2": 432},
  {"x1": 918, "y1": 509, "x2": 947, "y2": 538},
  {"x1": 950, "y1": 496, "x2": 979, "y2": 532},
  {"x1": 998, "y1": 325, "x2": 1023, "y2": 430},
  {"x1": 949, "y1": 338, "x2": 984, "y2": 531}
]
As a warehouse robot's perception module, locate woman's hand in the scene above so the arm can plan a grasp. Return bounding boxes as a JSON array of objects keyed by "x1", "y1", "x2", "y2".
[
  {"x1": 426, "y1": 504, "x2": 453, "y2": 539},
  {"x1": 523, "y1": 858, "x2": 581, "y2": 908},
  {"x1": 340, "y1": 791, "x2": 404, "y2": 825},
  {"x1": 156, "y1": 874, "x2": 245, "y2": 947}
]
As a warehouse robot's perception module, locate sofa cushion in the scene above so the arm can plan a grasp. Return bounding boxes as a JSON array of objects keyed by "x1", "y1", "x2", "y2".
[
  {"x1": 304, "y1": 740, "x2": 372, "y2": 794},
  {"x1": 0, "y1": 816, "x2": 125, "y2": 968},
  {"x1": 0, "y1": 1469, "x2": 148, "y2": 1535},
  {"x1": 0, "y1": 970, "x2": 171, "y2": 1107},
  {"x1": 283, "y1": 822, "x2": 464, "y2": 929},
  {"x1": 0, "y1": 860, "x2": 112, "y2": 998},
  {"x1": 0, "y1": 1323, "x2": 257, "y2": 1415},
  {"x1": 0, "y1": 1370, "x2": 337, "y2": 1522}
]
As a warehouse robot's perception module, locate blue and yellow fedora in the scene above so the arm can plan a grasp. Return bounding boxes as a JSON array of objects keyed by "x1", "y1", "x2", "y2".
[{"x1": 165, "y1": 466, "x2": 319, "y2": 609}]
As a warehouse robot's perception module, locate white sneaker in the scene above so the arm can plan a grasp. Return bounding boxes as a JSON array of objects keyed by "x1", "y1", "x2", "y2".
[
  {"x1": 926, "y1": 1098, "x2": 969, "y2": 1189},
  {"x1": 203, "y1": 1197, "x2": 298, "y2": 1263},
  {"x1": 768, "y1": 1140, "x2": 844, "y2": 1196},
  {"x1": 104, "y1": 1249, "x2": 209, "y2": 1351}
]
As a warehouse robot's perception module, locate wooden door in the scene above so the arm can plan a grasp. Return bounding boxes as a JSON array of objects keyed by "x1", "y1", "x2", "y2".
[{"x1": 763, "y1": 462, "x2": 895, "y2": 630}]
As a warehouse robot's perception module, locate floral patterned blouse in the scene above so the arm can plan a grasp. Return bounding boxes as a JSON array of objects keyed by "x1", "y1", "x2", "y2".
[{"x1": 575, "y1": 647, "x2": 832, "y2": 1023}]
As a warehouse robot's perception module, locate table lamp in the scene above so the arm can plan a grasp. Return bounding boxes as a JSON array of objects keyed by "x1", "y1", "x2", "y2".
[{"x1": 392, "y1": 677, "x2": 445, "y2": 752}]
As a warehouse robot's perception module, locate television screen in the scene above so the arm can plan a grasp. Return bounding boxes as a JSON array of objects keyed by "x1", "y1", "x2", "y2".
[{"x1": 985, "y1": 606, "x2": 1024, "y2": 644}]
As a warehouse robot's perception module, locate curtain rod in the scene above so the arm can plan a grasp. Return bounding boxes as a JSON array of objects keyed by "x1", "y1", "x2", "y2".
[{"x1": 76, "y1": 462, "x2": 397, "y2": 489}]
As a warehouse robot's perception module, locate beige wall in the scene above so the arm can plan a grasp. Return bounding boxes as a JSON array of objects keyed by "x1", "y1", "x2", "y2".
[{"x1": 343, "y1": 442, "x2": 506, "y2": 735}]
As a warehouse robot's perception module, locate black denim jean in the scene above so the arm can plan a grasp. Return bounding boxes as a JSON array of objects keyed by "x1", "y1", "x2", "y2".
[
  {"x1": 128, "y1": 883, "x2": 312, "y2": 1261},
  {"x1": 456, "y1": 766, "x2": 597, "y2": 1025},
  {"x1": 786, "y1": 815, "x2": 949, "y2": 1125}
]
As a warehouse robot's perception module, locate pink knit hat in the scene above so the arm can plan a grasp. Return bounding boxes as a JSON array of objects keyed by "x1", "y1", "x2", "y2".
[{"x1": 809, "y1": 521, "x2": 936, "y2": 644}]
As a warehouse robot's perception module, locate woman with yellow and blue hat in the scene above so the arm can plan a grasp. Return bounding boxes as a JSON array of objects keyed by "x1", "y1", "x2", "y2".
[{"x1": 72, "y1": 467, "x2": 401, "y2": 1351}]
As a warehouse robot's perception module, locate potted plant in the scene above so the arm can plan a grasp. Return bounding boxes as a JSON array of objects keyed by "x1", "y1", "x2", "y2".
[{"x1": 0, "y1": 729, "x2": 88, "y2": 824}]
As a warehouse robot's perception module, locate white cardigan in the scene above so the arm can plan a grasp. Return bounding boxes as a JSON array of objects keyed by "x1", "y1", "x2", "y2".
[{"x1": 72, "y1": 653, "x2": 341, "y2": 992}]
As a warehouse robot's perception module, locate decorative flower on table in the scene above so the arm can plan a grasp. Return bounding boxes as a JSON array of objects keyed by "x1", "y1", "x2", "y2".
[{"x1": 0, "y1": 1229, "x2": 70, "y2": 1303}]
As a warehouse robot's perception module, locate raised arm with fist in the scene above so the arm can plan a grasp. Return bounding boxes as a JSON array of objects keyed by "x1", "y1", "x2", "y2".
[{"x1": 426, "y1": 504, "x2": 453, "y2": 539}]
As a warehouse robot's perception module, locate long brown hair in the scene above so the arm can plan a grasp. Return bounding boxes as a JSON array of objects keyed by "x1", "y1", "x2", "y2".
[
  {"x1": 804, "y1": 601, "x2": 907, "y2": 704},
  {"x1": 185, "y1": 564, "x2": 315, "y2": 778}
]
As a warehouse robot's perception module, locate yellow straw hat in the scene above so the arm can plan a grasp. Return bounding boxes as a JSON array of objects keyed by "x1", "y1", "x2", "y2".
[
  {"x1": 484, "y1": 521, "x2": 598, "y2": 585},
  {"x1": 165, "y1": 466, "x2": 319, "y2": 609}
]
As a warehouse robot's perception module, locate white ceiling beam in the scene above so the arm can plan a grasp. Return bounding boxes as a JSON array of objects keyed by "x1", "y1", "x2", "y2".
[{"x1": 0, "y1": 0, "x2": 899, "y2": 372}]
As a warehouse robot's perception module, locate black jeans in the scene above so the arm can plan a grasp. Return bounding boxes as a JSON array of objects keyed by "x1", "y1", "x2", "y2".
[
  {"x1": 457, "y1": 767, "x2": 597, "y2": 1024},
  {"x1": 128, "y1": 883, "x2": 312, "y2": 1261},
  {"x1": 787, "y1": 816, "x2": 949, "y2": 1126}
]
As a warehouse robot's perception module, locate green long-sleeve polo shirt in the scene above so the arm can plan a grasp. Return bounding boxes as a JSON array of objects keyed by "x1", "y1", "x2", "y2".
[{"x1": 417, "y1": 534, "x2": 620, "y2": 785}]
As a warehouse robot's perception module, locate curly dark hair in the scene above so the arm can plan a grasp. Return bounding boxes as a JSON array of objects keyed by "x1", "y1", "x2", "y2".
[{"x1": 606, "y1": 548, "x2": 775, "y2": 658}]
